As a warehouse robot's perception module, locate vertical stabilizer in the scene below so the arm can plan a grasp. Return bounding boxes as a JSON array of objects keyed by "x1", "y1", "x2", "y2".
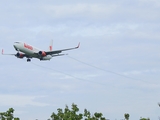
[
  {"x1": 2, "y1": 49, "x2": 4, "y2": 54},
  {"x1": 49, "y1": 40, "x2": 53, "y2": 51}
]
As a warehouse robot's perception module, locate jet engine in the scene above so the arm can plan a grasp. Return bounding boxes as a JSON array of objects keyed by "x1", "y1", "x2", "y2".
[
  {"x1": 39, "y1": 51, "x2": 46, "y2": 56},
  {"x1": 16, "y1": 53, "x2": 25, "y2": 58},
  {"x1": 40, "y1": 55, "x2": 52, "y2": 60}
]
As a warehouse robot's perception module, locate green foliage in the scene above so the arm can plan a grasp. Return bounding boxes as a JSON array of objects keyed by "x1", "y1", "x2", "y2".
[
  {"x1": 0, "y1": 108, "x2": 20, "y2": 120},
  {"x1": 140, "y1": 118, "x2": 150, "y2": 120},
  {"x1": 14, "y1": 118, "x2": 20, "y2": 120},
  {"x1": 51, "y1": 104, "x2": 83, "y2": 120},
  {"x1": 51, "y1": 103, "x2": 107, "y2": 120},
  {"x1": 124, "y1": 113, "x2": 130, "y2": 120}
]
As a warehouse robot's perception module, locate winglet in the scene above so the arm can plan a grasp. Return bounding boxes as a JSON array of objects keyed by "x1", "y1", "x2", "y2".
[
  {"x1": 76, "y1": 42, "x2": 80, "y2": 48},
  {"x1": 2, "y1": 49, "x2": 3, "y2": 55}
]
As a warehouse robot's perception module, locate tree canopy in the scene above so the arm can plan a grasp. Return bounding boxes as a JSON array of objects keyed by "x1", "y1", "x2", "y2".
[
  {"x1": 0, "y1": 106, "x2": 153, "y2": 120},
  {"x1": 124, "y1": 113, "x2": 130, "y2": 120},
  {"x1": 140, "y1": 118, "x2": 150, "y2": 120},
  {"x1": 51, "y1": 103, "x2": 107, "y2": 120},
  {"x1": 0, "y1": 108, "x2": 19, "y2": 120}
]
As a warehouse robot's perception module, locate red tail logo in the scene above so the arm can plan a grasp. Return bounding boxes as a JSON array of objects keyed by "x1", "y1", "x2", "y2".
[{"x1": 49, "y1": 46, "x2": 52, "y2": 51}]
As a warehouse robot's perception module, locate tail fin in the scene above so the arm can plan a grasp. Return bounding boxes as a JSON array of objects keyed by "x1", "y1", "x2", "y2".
[
  {"x1": 49, "y1": 40, "x2": 53, "y2": 51},
  {"x1": 2, "y1": 49, "x2": 4, "y2": 54}
]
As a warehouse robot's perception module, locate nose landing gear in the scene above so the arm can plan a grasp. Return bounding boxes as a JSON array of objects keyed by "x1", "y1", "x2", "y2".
[{"x1": 27, "y1": 58, "x2": 31, "y2": 62}]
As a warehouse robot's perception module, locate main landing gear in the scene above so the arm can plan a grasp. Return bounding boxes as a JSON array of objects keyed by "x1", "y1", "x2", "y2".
[{"x1": 27, "y1": 58, "x2": 31, "y2": 62}]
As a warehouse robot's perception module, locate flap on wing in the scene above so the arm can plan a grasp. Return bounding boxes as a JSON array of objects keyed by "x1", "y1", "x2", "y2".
[{"x1": 46, "y1": 50, "x2": 62, "y2": 55}]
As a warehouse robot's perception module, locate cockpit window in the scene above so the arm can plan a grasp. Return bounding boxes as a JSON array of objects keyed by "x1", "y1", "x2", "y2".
[{"x1": 15, "y1": 42, "x2": 20, "y2": 43}]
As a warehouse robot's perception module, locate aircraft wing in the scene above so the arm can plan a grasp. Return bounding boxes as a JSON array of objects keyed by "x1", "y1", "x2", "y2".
[{"x1": 45, "y1": 43, "x2": 80, "y2": 55}]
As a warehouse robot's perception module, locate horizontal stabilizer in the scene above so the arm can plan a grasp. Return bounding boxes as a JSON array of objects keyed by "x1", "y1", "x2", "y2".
[{"x1": 1, "y1": 49, "x2": 15, "y2": 55}]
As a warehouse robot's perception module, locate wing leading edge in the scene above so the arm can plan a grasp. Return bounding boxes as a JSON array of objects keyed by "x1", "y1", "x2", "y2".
[{"x1": 44, "y1": 42, "x2": 80, "y2": 55}]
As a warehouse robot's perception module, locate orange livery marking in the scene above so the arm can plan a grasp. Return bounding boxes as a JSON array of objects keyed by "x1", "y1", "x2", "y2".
[{"x1": 24, "y1": 43, "x2": 33, "y2": 50}]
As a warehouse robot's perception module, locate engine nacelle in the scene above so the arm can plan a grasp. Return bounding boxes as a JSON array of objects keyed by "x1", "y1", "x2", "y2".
[
  {"x1": 40, "y1": 55, "x2": 52, "y2": 60},
  {"x1": 39, "y1": 51, "x2": 46, "y2": 57},
  {"x1": 16, "y1": 53, "x2": 25, "y2": 58}
]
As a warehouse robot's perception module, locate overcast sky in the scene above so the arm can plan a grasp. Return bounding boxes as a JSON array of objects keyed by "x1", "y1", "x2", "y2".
[{"x1": 0, "y1": 0, "x2": 160, "y2": 120}]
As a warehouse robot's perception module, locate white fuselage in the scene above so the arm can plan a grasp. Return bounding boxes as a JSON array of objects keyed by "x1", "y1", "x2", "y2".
[
  {"x1": 14, "y1": 42, "x2": 40, "y2": 58},
  {"x1": 11, "y1": 41, "x2": 79, "y2": 61}
]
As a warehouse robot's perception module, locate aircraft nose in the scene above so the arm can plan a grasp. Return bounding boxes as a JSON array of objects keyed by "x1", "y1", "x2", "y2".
[
  {"x1": 13, "y1": 43, "x2": 17, "y2": 48},
  {"x1": 13, "y1": 42, "x2": 19, "y2": 51}
]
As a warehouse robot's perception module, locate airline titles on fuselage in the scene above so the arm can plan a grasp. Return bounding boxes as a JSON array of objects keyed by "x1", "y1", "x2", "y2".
[{"x1": 24, "y1": 43, "x2": 33, "y2": 50}]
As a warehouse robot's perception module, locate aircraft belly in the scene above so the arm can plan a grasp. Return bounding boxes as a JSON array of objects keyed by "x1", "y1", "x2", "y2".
[{"x1": 20, "y1": 48, "x2": 36, "y2": 58}]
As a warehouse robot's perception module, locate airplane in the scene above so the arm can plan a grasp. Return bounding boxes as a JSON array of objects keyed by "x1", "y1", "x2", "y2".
[{"x1": 2, "y1": 40, "x2": 80, "y2": 62}]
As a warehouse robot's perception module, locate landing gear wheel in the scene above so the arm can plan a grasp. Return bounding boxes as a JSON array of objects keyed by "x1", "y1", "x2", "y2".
[{"x1": 27, "y1": 58, "x2": 31, "y2": 62}]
